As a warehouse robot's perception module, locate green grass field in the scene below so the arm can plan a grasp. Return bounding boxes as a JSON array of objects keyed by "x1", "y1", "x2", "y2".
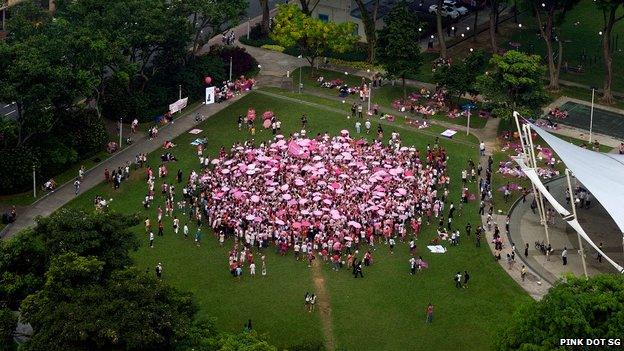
[
  {"x1": 61, "y1": 91, "x2": 529, "y2": 350},
  {"x1": 509, "y1": 0, "x2": 624, "y2": 92},
  {"x1": 291, "y1": 67, "x2": 488, "y2": 130}
]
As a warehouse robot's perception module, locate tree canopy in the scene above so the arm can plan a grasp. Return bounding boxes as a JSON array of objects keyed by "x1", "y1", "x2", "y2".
[
  {"x1": 495, "y1": 274, "x2": 624, "y2": 350},
  {"x1": 376, "y1": 0, "x2": 424, "y2": 98},
  {"x1": 20, "y1": 253, "x2": 196, "y2": 351},
  {"x1": 433, "y1": 49, "x2": 489, "y2": 102},
  {"x1": 476, "y1": 50, "x2": 548, "y2": 119},
  {"x1": 270, "y1": 4, "x2": 357, "y2": 67}
]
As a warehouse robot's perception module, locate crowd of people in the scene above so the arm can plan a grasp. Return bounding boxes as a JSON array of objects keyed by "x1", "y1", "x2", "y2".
[{"x1": 137, "y1": 120, "x2": 492, "y2": 284}]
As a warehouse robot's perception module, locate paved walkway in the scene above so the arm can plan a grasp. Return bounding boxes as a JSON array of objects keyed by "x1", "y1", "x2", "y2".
[
  {"x1": 476, "y1": 119, "x2": 552, "y2": 300},
  {"x1": 1, "y1": 94, "x2": 248, "y2": 238}
]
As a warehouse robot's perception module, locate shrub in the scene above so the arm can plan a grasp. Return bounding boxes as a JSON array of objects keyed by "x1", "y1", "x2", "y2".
[
  {"x1": 35, "y1": 137, "x2": 78, "y2": 178},
  {"x1": 0, "y1": 146, "x2": 38, "y2": 195},
  {"x1": 261, "y1": 44, "x2": 285, "y2": 53}
]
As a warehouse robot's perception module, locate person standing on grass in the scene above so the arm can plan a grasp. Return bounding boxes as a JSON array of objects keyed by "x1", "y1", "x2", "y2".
[
  {"x1": 463, "y1": 271, "x2": 470, "y2": 288},
  {"x1": 425, "y1": 303, "x2": 434, "y2": 323},
  {"x1": 195, "y1": 228, "x2": 202, "y2": 247},
  {"x1": 357, "y1": 104, "x2": 363, "y2": 118},
  {"x1": 157, "y1": 220, "x2": 164, "y2": 236},
  {"x1": 155, "y1": 262, "x2": 163, "y2": 279},
  {"x1": 173, "y1": 216, "x2": 179, "y2": 235},
  {"x1": 454, "y1": 272, "x2": 462, "y2": 288},
  {"x1": 465, "y1": 222, "x2": 472, "y2": 237},
  {"x1": 355, "y1": 120, "x2": 361, "y2": 133},
  {"x1": 365, "y1": 119, "x2": 371, "y2": 134},
  {"x1": 261, "y1": 255, "x2": 267, "y2": 276},
  {"x1": 388, "y1": 237, "x2": 395, "y2": 254},
  {"x1": 183, "y1": 223, "x2": 189, "y2": 239},
  {"x1": 351, "y1": 103, "x2": 357, "y2": 117},
  {"x1": 249, "y1": 262, "x2": 256, "y2": 276},
  {"x1": 409, "y1": 256, "x2": 417, "y2": 275},
  {"x1": 149, "y1": 231, "x2": 154, "y2": 248}
]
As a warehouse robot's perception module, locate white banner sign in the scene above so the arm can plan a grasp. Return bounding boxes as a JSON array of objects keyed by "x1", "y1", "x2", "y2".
[
  {"x1": 205, "y1": 87, "x2": 215, "y2": 105},
  {"x1": 169, "y1": 97, "x2": 188, "y2": 114}
]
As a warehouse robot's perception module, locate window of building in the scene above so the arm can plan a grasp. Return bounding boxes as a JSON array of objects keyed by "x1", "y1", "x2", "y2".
[{"x1": 318, "y1": 13, "x2": 329, "y2": 22}]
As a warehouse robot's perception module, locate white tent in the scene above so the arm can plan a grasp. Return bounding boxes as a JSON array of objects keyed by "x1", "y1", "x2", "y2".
[
  {"x1": 530, "y1": 125, "x2": 624, "y2": 233},
  {"x1": 513, "y1": 156, "x2": 624, "y2": 273}
]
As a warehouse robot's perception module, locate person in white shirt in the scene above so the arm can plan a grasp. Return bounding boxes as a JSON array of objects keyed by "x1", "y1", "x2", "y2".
[
  {"x1": 183, "y1": 223, "x2": 189, "y2": 239},
  {"x1": 355, "y1": 121, "x2": 361, "y2": 133},
  {"x1": 249, "y1": 262, "x2": 256, "y2": 276},
  {"x1": 149, "y1": 231, "x2": 154, "y2": 248},
  {"x1": 365, "y1": 120, "x2": 371, "y2": 133},
  {"x1": 479, "y1": 141, "x2": 486, "y2": 156}
]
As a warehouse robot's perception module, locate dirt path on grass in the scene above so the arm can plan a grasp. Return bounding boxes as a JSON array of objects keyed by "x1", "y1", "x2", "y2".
[{"x1": 311, "y1": 260, "x2": 336, "y2": 351}]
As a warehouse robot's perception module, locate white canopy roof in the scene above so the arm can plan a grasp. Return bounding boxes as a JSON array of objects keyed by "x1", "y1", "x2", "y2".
[
  {"x1": 513, "y1": 156, "x2": 623, "y2": 273},
  {"x1": 530, "y1": 125, "x2": 624, "y2": 234}
]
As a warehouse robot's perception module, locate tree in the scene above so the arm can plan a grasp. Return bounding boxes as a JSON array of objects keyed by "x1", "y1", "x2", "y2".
[
  {"x1": 32, "y1": 209, "x2": 140, "y2": 273},
  {"x1": 495, "y1": 274, "x2": 624, "y2": 350},
  {"x1": 0, "y1": 3, "x2": 98, "y2": 147},
  {"x1": 186, "y1": 0, "x2": 247, "y2": 55},
  {"x1": 271, "y1": 4, "x2": 357, "y2": 67},
  {"x1": 0, "y1": 308, "x2": 17, "y2": 350},
  {"x1": 21, "y1": 253, "x2": 197, "y2": 351},
  {"x1": 298, "y1": 0, "x2": 320, "y2": 15},
  {"x1": 526, "y1": 0, "x2": 580, "y2": 90},
  {"x1": 433, "y1": 49, "x2": 488, "y2": 103},
  {"x1": 354, "y1": 0, "x2": 380, "y2": 63},
  {"x1": 476, "y1": 50, "x2": 548, "y2": 120},
  {"x1": 376, "y1": 1, "x2": 424, "y2": 99},
  {"x1": 435, "y1": 0, "x2": 447, "y2": 58},
  {"x1": 595, "y1": 0, "x2": 624, "y2": 104},
  {"x1": 259, "y1": 0, "x2": 270, "y2": 34},
  {"x1": 489, "y1": 0, "x2": 500, "y2": 53}
]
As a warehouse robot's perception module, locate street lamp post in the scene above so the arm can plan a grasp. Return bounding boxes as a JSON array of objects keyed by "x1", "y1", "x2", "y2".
[
  {"x1": 297, "y1": 55, "x2": 303, "y2": 93},
  {"x1": 247, "y1": 17, "x2": 251, "y2": 39},
  {"x1": 32, "y1": 164, "x2": 36, "y2": 198},
  {"x1": 119, "y1": 118, "x2": 123, "y2": 148},
  {"x1": 466, "y1": 107, "x2": 471, "y2": 135},
  {"x1": 589, "y1": 87, "x2": 595, "y2": 143},
  {"x1": 229, "y1": 56, "x2": 233, "y2": 82}
]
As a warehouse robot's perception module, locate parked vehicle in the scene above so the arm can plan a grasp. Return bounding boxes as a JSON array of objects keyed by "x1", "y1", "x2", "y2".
[
  {"x1": 428, "y1": 4, "x2": 461, "y2": 19},
  {"x1": 444, "y1": 0, "x2": 469, "y2": 15}
]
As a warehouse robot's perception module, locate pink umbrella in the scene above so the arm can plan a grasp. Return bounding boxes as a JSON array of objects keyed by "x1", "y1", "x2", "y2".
[
  {"x1": 282, "y1": 194, "x2": 292, "y2": 200},
  {"x1": 221, "y1": 169, "x2": 230, "y2": 174},
  {"x1": 397, "y1": 188, "x2": 407, "y2": 195},
  {"x1": 211, "y1": 159, "x2": 220, "y2": 165},
  {"x1": 250, "y1": 195, "x2": 260, "y2": 203},
  {"x1": 336, "y1": 188, "x2": 345, "y2": 194},
  {"x1": 302, "y1": 220, "x2": 311, "y2": 227},
  {"x1": 313, "y1": 210, "x2": 323, "y2": 216},
  {"x1": 246, "y1": 214, "x2": 255, "y2": 220},
  {"x1": 287, "y1": 199, "x2": 297, "y2": 206},
  {"x1": 292, "y1": 222, "x2": 302, "y2": 229},
  {"x1": 275, "y1": 219, "x2": 285, "y2": 225},
  {"x1": 323, "y1": 199, "x2": 332, "y2": 205}
]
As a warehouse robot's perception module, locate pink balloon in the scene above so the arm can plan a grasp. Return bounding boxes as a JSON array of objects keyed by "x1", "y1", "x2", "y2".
[{"x1": 204, "y1": 76, "x2": 212, "y2": 85}]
